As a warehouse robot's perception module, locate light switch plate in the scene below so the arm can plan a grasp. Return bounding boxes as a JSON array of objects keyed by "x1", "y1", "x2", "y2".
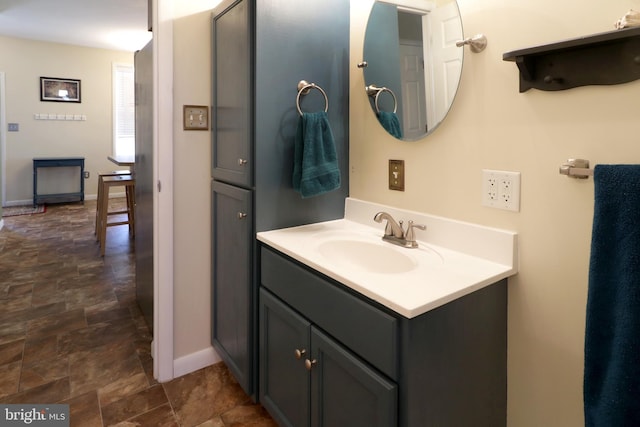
[
  {"x1": 389, "y1": 159, "x2": 405, "y2": 191},
  {"x1": 183, "y1": 105, "x2": 209, "y2": 130}
]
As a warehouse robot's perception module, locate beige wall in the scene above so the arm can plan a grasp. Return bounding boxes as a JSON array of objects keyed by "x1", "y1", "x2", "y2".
[
  {"x1": 172, "y1": 9, "x2": 215, "y2": 360},
  {"x1": 352, "y1": 0, "x2": 640, "y2": 426},
  {"x1": 0, "y1": 35, "x2": 133, "y2": 204}
]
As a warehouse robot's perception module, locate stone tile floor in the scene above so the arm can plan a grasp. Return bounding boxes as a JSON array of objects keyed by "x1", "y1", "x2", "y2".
[{"x1": 0, "y1": 200, "x2": 276, "y2": 426}]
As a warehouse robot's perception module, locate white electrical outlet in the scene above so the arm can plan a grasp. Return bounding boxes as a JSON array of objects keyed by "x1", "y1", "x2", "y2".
[{"x1": 482, "y1": 169, "x2": 521, "y2": 212}]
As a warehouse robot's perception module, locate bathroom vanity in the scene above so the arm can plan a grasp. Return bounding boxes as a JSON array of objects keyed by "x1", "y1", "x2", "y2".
[{"x1": 257, "y1": 198, "x2": 518, "y2": 426}]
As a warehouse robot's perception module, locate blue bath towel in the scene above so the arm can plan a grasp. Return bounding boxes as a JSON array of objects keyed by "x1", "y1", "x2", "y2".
[
  {"x1": 292, "y1": 111, "x2": 341, "y2": 198},
  {"x1": 584, "y1": 165, "x2": 640, "y2": 426},
  {"x1": 377, "y1": 111, "x2": 402, "y2": 139}
]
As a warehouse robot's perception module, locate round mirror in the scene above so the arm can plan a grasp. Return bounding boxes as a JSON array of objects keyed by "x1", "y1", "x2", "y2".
[{"x1": 362, "y1": 0, "x2": 463, "y2": 141}]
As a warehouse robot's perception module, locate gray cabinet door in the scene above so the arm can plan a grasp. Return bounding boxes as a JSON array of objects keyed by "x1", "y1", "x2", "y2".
[
  {"x1": 212, "y1": 0, "x2": 252, "y2": 188},
  {"x1": 211, "y1": 180, "x2": 253, "y2": 391},
  {"x1": 259, "y1": 287, "x2": 397, "y2": 427},
  {"x1": 259, "y1": 289, "x2": 311, "y2": 427},
  {"x1": 310, "y1": 327, "x2": 397, "y2": 427}
]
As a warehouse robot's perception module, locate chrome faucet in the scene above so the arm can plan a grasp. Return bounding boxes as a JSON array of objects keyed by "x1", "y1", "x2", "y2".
[
  {"x1": 373, "y1": 212, "x2": 426, "y2": 248},
  {"x1": 373, "y1": 211, "x2": 404, "y2": 238}
]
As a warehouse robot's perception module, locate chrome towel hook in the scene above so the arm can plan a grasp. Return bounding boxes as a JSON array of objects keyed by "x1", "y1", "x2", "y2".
[
  {"x1": 456, "y1": 34, "x2": 488, "y2": 53},
  {"x1": 296, "y1": 80, "x2": 329, "y2": 116}
]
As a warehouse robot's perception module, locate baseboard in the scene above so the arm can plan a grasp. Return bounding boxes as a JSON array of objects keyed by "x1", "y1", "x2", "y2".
[
  {"x1": 173, "y1": 346, "x2": 222, "y2": 378},
  {"x1": 4, "y1": 199, "x2": 34, "y2": 207}
]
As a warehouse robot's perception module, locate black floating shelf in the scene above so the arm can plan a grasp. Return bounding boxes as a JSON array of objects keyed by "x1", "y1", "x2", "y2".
[{"x1": 503, "y1": 26, "x2": 640, "y2": 92}]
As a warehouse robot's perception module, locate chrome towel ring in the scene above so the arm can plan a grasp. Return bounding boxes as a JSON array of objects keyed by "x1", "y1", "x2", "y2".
[
  {"x1": 366, "y1": 84, "x2": 398, "y2": 114},
  {"x1": 296, "y1": 80, "x2": 328, "y2": 116}
]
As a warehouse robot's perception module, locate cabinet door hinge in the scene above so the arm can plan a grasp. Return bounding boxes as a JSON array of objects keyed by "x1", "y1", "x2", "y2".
[{"x1": 157, "y1": 180, "x2": 161, "y2": 192}]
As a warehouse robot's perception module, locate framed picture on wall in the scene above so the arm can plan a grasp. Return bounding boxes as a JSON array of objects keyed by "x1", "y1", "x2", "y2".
[{"x1": 40, "y1": 77, "x2": 81, "y2": 103}]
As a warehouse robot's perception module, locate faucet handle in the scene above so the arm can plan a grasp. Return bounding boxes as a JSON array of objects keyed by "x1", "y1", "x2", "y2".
[{"x1": 405, "y1": 221, "x2": 426, "y2": 245}]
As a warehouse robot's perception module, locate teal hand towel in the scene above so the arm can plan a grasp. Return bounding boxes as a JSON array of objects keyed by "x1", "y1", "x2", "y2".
[
  {"x1": 292, "y1": 111, "x2": 341, "y2": 198},
  {"x1": 377, "y1": 111, "x2": 403, "y2": 139},
  {"x1": 584, "y1": 165, "x2": 640, "y2": 426}
]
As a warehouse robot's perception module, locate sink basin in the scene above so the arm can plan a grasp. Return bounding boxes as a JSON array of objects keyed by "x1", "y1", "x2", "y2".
[
  {"x1": 317, "y1": 239, "x2": 418, "y2": 274},
  {"x1": 256, "y1": 199, "x2": 518, "y2": 318}
]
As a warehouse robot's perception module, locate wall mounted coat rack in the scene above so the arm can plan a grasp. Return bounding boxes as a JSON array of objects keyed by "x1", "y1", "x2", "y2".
[{"x1": 503, "y1": 27, "x2": 640, "y2": 92}]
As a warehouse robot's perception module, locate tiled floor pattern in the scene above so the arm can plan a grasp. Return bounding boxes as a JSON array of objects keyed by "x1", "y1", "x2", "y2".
[{"x1": 0, "y1": 200, "x2": 276, "y2": 426}]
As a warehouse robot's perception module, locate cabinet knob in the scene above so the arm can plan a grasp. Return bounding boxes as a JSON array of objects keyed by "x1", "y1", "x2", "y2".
[
  {"x1": 304, "y1": 359, "x2": 317, "y2": 371},
  {"x1": 237, "y1": 212, "x2": 247, "y2": 219},
  {"x1": 294, "y1": 349, "x2": 306, "y2": 359},
  {"x1": 238, "y1": 158, "x2": 248, "y2": 165}
]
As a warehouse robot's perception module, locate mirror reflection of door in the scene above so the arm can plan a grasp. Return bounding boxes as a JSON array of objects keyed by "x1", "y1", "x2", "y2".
[
  {"x1": 363, "y1": 0, "x2": 463, "y2": 141},
  {"x1": 429, "y1": 2, "x2": 463, "y2": 127},
  {"x1": 398, "y1": 11, "x2": 427, "y2": 139}
]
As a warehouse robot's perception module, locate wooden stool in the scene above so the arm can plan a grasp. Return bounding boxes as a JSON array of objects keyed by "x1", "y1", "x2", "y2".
[
  {"x1": 96, "y1": 174, "x2": 135, "y2": 256},
  {"x1": 94, "y1": 170, "x2": 131, "y2": 236}
]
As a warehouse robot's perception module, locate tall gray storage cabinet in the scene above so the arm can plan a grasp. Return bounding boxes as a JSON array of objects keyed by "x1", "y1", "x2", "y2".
[{"x1": 211, "y1": 0, "x2": 350, "y2": 399}]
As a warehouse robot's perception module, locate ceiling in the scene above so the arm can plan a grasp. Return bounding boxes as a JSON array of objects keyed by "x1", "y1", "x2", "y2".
[{"x1": 0, "y1": 0, "x2": 151, "y2": 52}]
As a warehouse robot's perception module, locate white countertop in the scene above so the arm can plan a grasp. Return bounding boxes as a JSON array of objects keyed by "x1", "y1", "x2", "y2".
[{"x1": 257, "y1": 198, "x2": 518, "y2": 318}]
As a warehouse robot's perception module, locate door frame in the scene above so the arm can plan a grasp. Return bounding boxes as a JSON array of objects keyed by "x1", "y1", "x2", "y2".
[
  {"x1": 153, "y1": 0, "x2": 175, "y2": 383},
  {"x1": 0, "y1": 71, "x2": 6, "y2": 210}
]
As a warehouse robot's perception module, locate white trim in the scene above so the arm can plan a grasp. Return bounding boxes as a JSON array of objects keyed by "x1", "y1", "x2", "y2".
[
  {"x1": 4, "y1": 199, "x2": 37, "y2": 207},
  {"x1": 173, "y1": 347, "x2": 222, "y2": 378},
  {"x1": 378, "y1": 0, "x2": 434, "y2": 13},
  {"x1": 153, "y1": 0, "x2": 175, "y2": 383},
  {"x1": 1, "y1": 71, "x2": 6, "y2": 207}
]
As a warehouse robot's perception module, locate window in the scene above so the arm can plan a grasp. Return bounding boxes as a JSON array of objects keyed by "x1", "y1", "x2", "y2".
[{"x1": 113, "y1": 63, "x2": 135, "y2": 157}]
